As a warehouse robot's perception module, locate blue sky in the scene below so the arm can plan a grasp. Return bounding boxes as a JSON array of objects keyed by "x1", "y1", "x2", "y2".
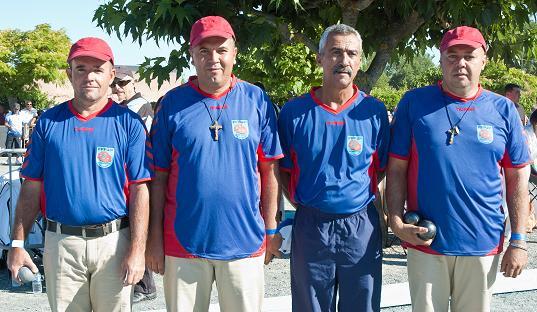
[{"x1": 0, "y1": 1, "x2": 178, "y2": 66}]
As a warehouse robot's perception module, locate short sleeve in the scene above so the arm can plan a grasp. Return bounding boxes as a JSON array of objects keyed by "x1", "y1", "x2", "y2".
[
  {"x1": 389, "y1": 93, "x2": 412, "y2": 160},
  {"x1": 277, "y1": 103, "x2": 294, "y2": 171},
  {"x1": 501, "y1": 101, "x2": 530, "y2": 168},
  {"x1": 257, "y1": 92, "x2": 283, "y2": 161},
  {"x1": 21, "y1": 119, "x2": 45, "y2": 180},
  {"x1": 126, "y1": 115, "x2": 153, "y2": 182},
  {"x1": 375, "y1": 102, "x2": 390, "y2": 171},
  {"x1": 150, "y1": 95, "x2": 172, "y2": 171}
]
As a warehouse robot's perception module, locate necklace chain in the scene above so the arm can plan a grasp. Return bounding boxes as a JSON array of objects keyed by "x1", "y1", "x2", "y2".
[
  {"x1": 200, "y1": 86, "x2": 232, "y2": 141},
  {"x1": 442, "y1": 92, "x2": 476, "y2": 145}
]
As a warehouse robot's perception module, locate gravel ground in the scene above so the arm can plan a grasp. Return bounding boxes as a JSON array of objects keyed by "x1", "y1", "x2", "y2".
[{"x1": 2, "y1": 230, "x2": 536, "y2": 311}]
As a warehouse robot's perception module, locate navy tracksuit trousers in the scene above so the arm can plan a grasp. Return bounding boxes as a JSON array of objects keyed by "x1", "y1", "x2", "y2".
[{"x1": 291, "y1": 203, "x2": 382, "y2": 312}]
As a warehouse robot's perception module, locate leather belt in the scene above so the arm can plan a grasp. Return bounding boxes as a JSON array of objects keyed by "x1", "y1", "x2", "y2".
[{"x1": 46, "y1": 217, "x2": 129, "y2": 238}]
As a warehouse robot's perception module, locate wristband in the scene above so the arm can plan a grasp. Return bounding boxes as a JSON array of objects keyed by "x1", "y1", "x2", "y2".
[
  {"x1": 509, "y1": 242, "x2": 528, "y2": 251},
  {"x1": 11, "y1": 240, "x2": 24, "y2": 248},
  {"x1": 510, "y1": 233, "x2": 527, "y2": 241},
  {"x1": 265, "y1": 228, "x2": 278, "y2": 235}
]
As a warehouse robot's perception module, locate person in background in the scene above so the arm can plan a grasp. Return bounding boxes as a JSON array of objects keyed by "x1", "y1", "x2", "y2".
[
  {"x1": 505, "y1": 83, "x2": 528, "y2": 125},
  {"x1": 111, "y1": 68, "x2": 154, "y2": 131},
  {"x1": 20, "y1": 100, "x2": 38, "y2": 127},
  {"x1": 5, "y1": 103, "x2": 24, "y2": 150}
]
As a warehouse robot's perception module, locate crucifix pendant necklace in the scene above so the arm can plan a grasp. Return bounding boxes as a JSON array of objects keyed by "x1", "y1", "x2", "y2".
[
  {"x1": 443, "y1": 95, "x2": 475, "y2": 145},
  {"x1": 201, "y1": 88, "x2": 231, "y2": 141}
]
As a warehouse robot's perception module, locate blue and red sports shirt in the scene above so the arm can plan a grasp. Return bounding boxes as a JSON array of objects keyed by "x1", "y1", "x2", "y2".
[
  {"x1": 390, "y1": 83, "x2": 530, "y2": 256},
  {"x1": 151, "y1": 76, "x2": 283, "y2": 260},
  {"x1": 278, "y1": 86, "x2": 390, "y2": 214},
  {"x1": 21, "y1": 99, "x2": 153, "y2": 226}
]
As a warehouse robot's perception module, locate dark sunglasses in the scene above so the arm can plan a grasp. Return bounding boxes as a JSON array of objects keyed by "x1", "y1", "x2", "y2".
[{"x1": 111, "y1": 80, "x2": 130, "y2": 88}]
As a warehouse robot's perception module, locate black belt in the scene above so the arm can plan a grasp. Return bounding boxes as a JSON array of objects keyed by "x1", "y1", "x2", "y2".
[{"x1": 46, "y1": 217, "x2": 129, "y2": 238}]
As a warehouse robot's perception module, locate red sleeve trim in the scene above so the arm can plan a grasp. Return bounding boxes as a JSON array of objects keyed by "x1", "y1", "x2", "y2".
[
  {"x1": 259, "y1": 154, "x2": 284, "y2": 162},
  {"x1": 377, "y1": 166, "x2": 387, "y2": 172},
  {"x1": 154, "y1": 166, "x2": 170, "y2": 172},
  {"x1": 389, "y1": 152, "x2": 410, "y2": 161},
  {"x1": 21, "y1": 175, "x2": 43, "y2": 181},
  {"x1": 502, "y1": 161, "x2": 531, "y2": 169},
  {"x1": 129, "y1": 177, "x2": 152, "y2": 184}
]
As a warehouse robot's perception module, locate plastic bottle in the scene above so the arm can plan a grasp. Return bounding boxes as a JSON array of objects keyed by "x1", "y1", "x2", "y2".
[{"x1": 32, "y1": 273, "x2": 42, "y2": 294}]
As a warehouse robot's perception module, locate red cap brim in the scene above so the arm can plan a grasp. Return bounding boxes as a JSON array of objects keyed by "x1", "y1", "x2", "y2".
[
  {"x1": 441, "y1": 39, "x2": 484, "y2": 52},
  {"x1": 68, "y1": 51, "x2": 114, "y2": 64},
  {"x1": 190, "y1": 30, "x2": 234, "y2": 48}
]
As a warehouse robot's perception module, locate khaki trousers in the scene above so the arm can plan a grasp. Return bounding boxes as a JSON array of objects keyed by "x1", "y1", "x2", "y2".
[
  {"x1": 163, "y1": 255, "x2": 264, "y2": 312},
  {"x1": 407, "y1": 248, "x2": 500, "y2": 312},
  {"x1": 43, "y1": 227, "x2": 132, "y2": 312}
]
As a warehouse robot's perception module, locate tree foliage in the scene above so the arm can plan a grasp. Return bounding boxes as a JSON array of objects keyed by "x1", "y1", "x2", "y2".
[
  {"x1": 385, "y1": 53, "x2": 441, "y2": 90},
  {"x1": 481, "y1": 60, "x2": 537, "y2": 114},
  {"x1": 237, "y1": 43, "x2": 322, "y2": 105},
  {"x1": 94, "y1": 0, "x2": 537, "y2": 93},
  {"x1": 0, "y1": 24, "x2": 70, "y2": 109}
]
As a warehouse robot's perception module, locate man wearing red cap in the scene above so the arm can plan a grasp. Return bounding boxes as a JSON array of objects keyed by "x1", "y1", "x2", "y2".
[
  {"x1": 7, "y1": 37, "x2": 152, "y2": 311},
  {"x1": 387, "y1": 26, "x2": 530, "y2": 311},
  {"x1": 148, "y1": 16, "x2": 282, "y2": 311}
]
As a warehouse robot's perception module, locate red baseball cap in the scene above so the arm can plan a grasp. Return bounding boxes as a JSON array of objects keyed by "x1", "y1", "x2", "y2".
[
  {"x1": 190, "y1": 16, "x2": 235, "y2": 48},
  {"x1": 440, "y1": 26, "x2": 487, "y2": 53},
  {"x1": 67, "y1": 37, "x2": 114, "y2": 64}
]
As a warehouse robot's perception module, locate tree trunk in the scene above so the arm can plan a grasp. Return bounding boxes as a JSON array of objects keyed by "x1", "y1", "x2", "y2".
[
  {"x1": 356, "y1": 10, "x2": 425, "y2": 92},
  {"x1": 338, "y1": 0, "x2": 375, "y2": 26}
]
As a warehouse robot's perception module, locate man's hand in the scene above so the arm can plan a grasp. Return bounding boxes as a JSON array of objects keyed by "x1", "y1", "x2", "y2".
[
  {"x1": 500, "y1": 242, "x2": 528, "y2": 278},
  {"x1": 121, "y1": 249, "x2": 145, "y2": 285},
  {"x1": 264, "y1": 234, "x2": 283, "y2": 265},
  {"x1": 145, "y1": 233, "x2": 165, "y2": 275},
  {"x1": 7, "y1": 247, "x2": 38, "y2": 283},
  {"x1": 390, "y1": 218, "x2": 433, "y2": 247}
]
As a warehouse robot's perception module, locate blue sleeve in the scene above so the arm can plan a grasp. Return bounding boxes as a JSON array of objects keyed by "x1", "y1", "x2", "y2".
[
  {"x1": 258, "y1": 92, "x2": 283, "y2": 161},
  {"x1": 502, "y1": 101, "x2": 530, "y2": 168},
  {"x1": 375, "y1": 101, "x2": 390, "y2": 170},
  {"x1": 389, "y1": 92, "x2": 412, "y2": 159},
  {"x1": 277, "y1": 103, "x2": 294, "y2": 170},
  {"x1": 126, "y1": 114, "x2": 153, "y2": 182},
  {"x1": 21, "y1": 119, "x2": 45, "y2": 180},
  {"x1": 150, "y1": 95, "x2": 172, "y2": 171}
]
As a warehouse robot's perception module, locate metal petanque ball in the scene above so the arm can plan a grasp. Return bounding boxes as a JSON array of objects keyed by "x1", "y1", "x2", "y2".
[
  {"x1": 417, "y1": 219, "x2": 437, "y2": 241},
  {"x1": 403, "y1": 211, "x2": 421, "y2": 225},
  {"x1": 17, "y1": 266, "x2": 35, "y2": 284}
]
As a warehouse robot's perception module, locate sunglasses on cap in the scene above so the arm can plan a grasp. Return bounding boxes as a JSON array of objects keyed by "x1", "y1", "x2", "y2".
[{"x1": 110, "y1": 80, "x2": 131, "y2": 88}]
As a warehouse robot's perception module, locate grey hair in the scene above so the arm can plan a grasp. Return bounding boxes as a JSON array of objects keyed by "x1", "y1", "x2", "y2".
[
  {"x1": 11, "y1": 103, "x2": 20, "y2": 110},
  {"x1": 318, "y1": 24, "x2": 362, "y2": 55}
]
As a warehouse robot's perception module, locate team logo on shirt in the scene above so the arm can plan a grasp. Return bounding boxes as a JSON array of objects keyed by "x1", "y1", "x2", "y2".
[
  {"x1": 231, "y1": 120, "x2": 249, "y2": 139},
  {"x1": 477, "y1": 125, "x2": 494, "y2": 144},
  {"x1": 346, "y1": 136, "x2": 364, "y2": 156},
  {"x1": 96, "y1": 147, "x2": 115, "y2": 168}
]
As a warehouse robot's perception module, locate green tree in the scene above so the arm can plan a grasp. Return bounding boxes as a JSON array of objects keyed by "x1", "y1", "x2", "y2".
[
  {"x1": 481, "y1": 60, "x2": 537, "y2": 114},
  {"x1": 237, "y1": 42, "x2": 322, "y2": 105},
  {"x1": 506, "y1": 21, "x2": 537, "y2": 75},
  {"x1": 94, "y1": 0, "x2": 537, "y2": 93},
  {"x1": 0, "y1": 24, "x2": 71, "y2": 109},
  {"x1": 385, "y1": 53, "x2": 441, "y2": 90}
]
